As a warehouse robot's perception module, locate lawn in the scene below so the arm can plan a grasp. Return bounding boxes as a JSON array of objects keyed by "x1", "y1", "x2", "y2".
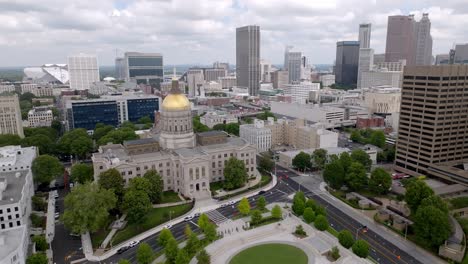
[
  {"x1": 229, "y1": 243, "x2": 308, "y2": 264},
  {"x1": 160, "y1": 191, "x2": 182, "y2": 203},
  {"x1": 111, "y1": 203, "x2": 193, "y2": 246}
]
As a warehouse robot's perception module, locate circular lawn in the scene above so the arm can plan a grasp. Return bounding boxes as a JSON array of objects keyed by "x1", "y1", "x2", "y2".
[{"x1": 229, "y1": 243, "x2": 308, "y2": 264}]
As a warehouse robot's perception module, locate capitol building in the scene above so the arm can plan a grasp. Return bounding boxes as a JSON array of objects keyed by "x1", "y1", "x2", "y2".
[{"x1": 92, "y1": 79, "x2": 257, "y2": 199}]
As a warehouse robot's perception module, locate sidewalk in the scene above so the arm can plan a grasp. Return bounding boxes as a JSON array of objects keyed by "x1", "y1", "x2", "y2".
[
  {"x1": 45, "y1": 191, "x2": 57, "y2": 244},
  {"x1": 81, "y1": 172, "x2": 278, "y2": 262},
  {"x1": 317, "y1": 182, "x2": 446, "y2": 264}
]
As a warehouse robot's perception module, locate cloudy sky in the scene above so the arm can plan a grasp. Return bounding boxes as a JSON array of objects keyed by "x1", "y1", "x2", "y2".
[{"x1": 0, "y1": 0, "x2": 467, "y2": 67}]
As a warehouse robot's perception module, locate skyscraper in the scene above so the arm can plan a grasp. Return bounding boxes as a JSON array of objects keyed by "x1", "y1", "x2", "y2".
[
  {"x1": 385, "y1": 15, "x2": 416, "y2": 65},
  {"x1": 187, "y1": 69, "x2": 204, "y2": 97},
  {"x1": 358, "y1": 23, "x2": 371, "y2": 49},
  {"x1": 414, "y1": 13, "x2": 433, "y2": 65},
  {"x1": 68, "y1": 54, "x2": 100, "y2": 90},
  {"x1": 124, "y1": 52, "x2": 163, "y2": 88},
  {"x1": 283, "y1": 47, "x2": 302, "y2": 84},
  {"x1": 236, "y1": 25, "x2": 260, "y2": 96},
  {"x1": 357, "y1": 48, "x2": 374, "y2": 88},
  {"x1": 0, "y1": 94, "x2": 24, "y2": 138},
  {"x1": 115, "y1": 57, "x2": 126, "y2": 80},
  {"x1": 335, "y1": 41, "x2": 360, "y2": 87},
  {"x1": 395, "y1": 65, "x2": 468, "y2": 183}
]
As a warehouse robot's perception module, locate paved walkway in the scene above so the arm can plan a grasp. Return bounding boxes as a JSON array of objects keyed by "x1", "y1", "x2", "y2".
[{"x1": 46, "y1": 191, "x2": 57, "y2": 243}]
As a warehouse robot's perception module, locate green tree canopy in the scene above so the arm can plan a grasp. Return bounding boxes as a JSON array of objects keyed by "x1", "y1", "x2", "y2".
[
  {"x1": 197, "y1": 214, "x2": 211, "y2": 231},
  {"x1": 185, "y1": 228, "x2": 199, "y2": 255},
  {"x1": 323, "y1": 160, "x2": 345, "y2": 189},
  {"x1": 118, "y1": 260, "x2": 131, "y2": 264},
  {"x1": 32, "y1": 155, "x2": 64, "y2": 184},
  {"x1": 21, "y1": 134, "x2": 55, "y2": 155},
  {"x1": 26, "y1": 253, "x2": 48, "y2": 264},
  {"x1": 70, "y1": 136, "x2": 93, "y2": 159},
  {"x1": 350, "y1": 130, "x2": 363, "y2": 143},
  {"x1": 237, "y1": 197, "x2": 251, "y2": 216},
  {"x1": 136, "y1": 242, "x2": 153, "y2": 264},
  {"x1": 62, "y1": 183, "x2": 117, "y2": 234},
  {"x1": 258, "y1": 154, "x2": 274, "y2": 173},
  {"x1": 414, "y1": 205, "x2": 451, "y2": 247},
  {"x1": 212, "y1": 123, "x2": 226, "y2": 131},
  {"x1": 345, "y1": 162, "x2": 368, "y2": 191},
  {"x1": 339, "y1": 152, "x2": 352, "y2": 172},
  {"x1": 128, "y1": 177, "x2": 152, "y2": 193},
  {"x1": 368, "y1": 168, "x2": 392, "y2": 194},
  {"x1": 97, "y1": 127, "x2": 138, "y2": 146},
  {"x1": 70, "y1": 163, "x2": 94, "y2": 184},
  {"x1": 204, "y1": 222, "x2": 218, "y2": 242},
  {"x1": 292, "y1": 196, "x2": 305, "y2": 216},
  {"x1": 314, "y1": 215, "x2": 329, "y2": 231},
  {"x1": 223, "y1": 157, "x2": 248, "y2": 190},
  {"x1": 158, "y1": 228, "x2": 175, "y2": 248},
  {"x1": 420, "y1": 195, "x2": 448, "y2": 214},
  {"x1": 197, "y1": 249, "x2": 211, "y2": 264},
  {"x1": 303, "y1": 207, "x2": 316, "y2": 223},
  {"x1": 250, "y1": 209, "x2": 263, "y2": 224},
  {"x1": 271, "y1": 204, "x2": 282, "y2": 219},
  {"x1": 121, "y1": 121, "x2": 136, "y2": 130},
  {"x1": 98, "y1": 168, "x2": 125, "y2": 199},
  {"x1": 32, "y1": 235, "x2": 48, "y2": 251},
  {"x1": 338, "y1": 230, "x2": 354, "y2": 248},
  {"x1": 0, "y1": 134, "x2": 22, "y2": 147},
  {"x1": 369, "y1": 130, "x2": 386, "y2": 148},
  {"x1": 405, "y1": 180, "x2": 434, "y2": 213},
  {"x1": 225, "y1": 123, "x2": 240, "y2": 136},
  {"x1": 256, "y1": 110, "x2": 276, "y2": 121},
  {"x1": 256, "y1": 196, "x2": 266, "y2": 211},
  {"x1": 143, "y1": 170, "x2": 164, "y2": 203},
  {"x1": 175, "y1": 249, "x2": 190, "y2": 264},
  {"x1": 312, "y1": 149, "x2": 328, "y2": 169},
  {"x1": 292, "y1": 151, "x2": 311, "y2": 171},
  {"x1": 137, "y1": 116, "x2": 153, "y2": 124},
  {"x1": 122, "y1": 189, "x2": 152, "y2": 224},
  {"x1": 93, "y1": 124, "x2": 114, "y2": 141},
  {"x1": 352, "y1": 240, "x2": 369, "y2": 258},
  {"x1": 193, "y1": 116, "x2": 210, "y2": 133},
  {"x1": 58, "y1": 128, "x2": 90, "y2": 156},
  {"x1": 24, "y1": 127, "x2": 58, "y2": 141},
  {"x1": 350, "y1": 149, "x2": 372, "y2": 171}
]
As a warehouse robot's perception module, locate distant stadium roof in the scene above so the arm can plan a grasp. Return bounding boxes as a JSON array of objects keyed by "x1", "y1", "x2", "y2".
[{"x1": 24, "y1": 64, "x2": 69, "y2": 84}]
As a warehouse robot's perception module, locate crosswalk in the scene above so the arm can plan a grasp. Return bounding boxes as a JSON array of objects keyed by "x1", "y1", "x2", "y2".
[{"x1": 206, "y1": 210, "x2": 230, "y2": 225}]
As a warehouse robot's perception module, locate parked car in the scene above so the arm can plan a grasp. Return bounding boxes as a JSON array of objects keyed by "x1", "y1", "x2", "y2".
[
  {"x1": 163, "y1": 224, "x2": 173, "y2": 229},
  {"x1": 258, "y1": 190, "x2": 266, "y2": 195},
  {"x1": 193, "y1": 212, "x2": 201, "y2": 218},
  {"x1": 117, "y1": 246, "x2": 130, "y2": 254},
  {"x1": 220, "y1": 204, "x2": 227, "y2": 208},
  {"x1": 183, "y1": 215, "x2": 194, "y2": 222},
  {"x1": 54, "y1": 213, "x2": 60, "y2": 219},
  {"x1": 128, "y1": 240, "x2": 140, "y2": 248},
  {"x1": 227, "y1": 201, "x2": 236, "y2": 206}
]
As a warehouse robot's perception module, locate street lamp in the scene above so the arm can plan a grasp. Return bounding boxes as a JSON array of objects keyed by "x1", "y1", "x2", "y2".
[{"x1": 169, "y1": 210, "x2": 175, "y2": 221}]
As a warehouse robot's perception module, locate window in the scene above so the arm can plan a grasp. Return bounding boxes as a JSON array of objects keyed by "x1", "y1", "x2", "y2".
[
  {"x1": 212, "y1": 162, "x2": 215, "y2": 168},
  {"x1": 224, "y1": 154, "x2": 227, "y2": 157},
  {"x1": 7, "y1": 208, "x2": 10, "y2": 213},
  {"x1": 14, "y1": 207, "x2": 18, "y2": 212},
  {"x1": 128, "y1": 171, "x2": 133, "y2": 175}
]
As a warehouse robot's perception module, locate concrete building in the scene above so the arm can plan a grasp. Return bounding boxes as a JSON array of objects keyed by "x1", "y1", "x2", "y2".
[
  {"x1": 271, "y1": 70, "x2": 289, "y2": 89},
  {"x1": 19, "y1": 83, "x2": 37, "y2": 94},
  {"x1": 271, "y1": 102, "x2": 346, "y2": 128},
  {"x1": 395, "y1": 65, "x2": 468, "y2": 184},
  {"x1": 115, "y1": 57, "x2": 126, "y2": 80},
  {"x1": 363, "y1": 86, "x2": 401, "y2": 114},
  {"x1": 283, "y1": 82, "x2": 320, "y2": 103},
  {"x1": 123, "y1": 52, "x2": 164, "y2": 88},
  {"x1": 161, "y1": 81, "x2": 186, "y2": 93},
  {"x1": 20, "y1": 84, "x2": 54, "y2": 97},
  {"x1": 435, "y1": 54, "x2": 450, "y2": 65},
  {"x1": 360, "y1": 70, "x2": 402, "y2": 88},
  {"x1": 373, "y1": 53, "x2": 386, "y2": 65},
  {"x1": 23, "y1": 64, "x2": 69, "y2": 85},
  {"x1": 236, "y1": 25, "x2": 260, "y2": 96},
  {"x1": 213, "y1": 62, "x2": 229, "y2": 71},
  {"x1": 358, "y1": 23, "x2": 371, "y2": 49},
  {"x1": 187, "y1": 69, "x2": 204, "y2": 97},
  {"x1": 200, "y1": 111, "x2": 238, "y2": 128},
  {"x1": 320, "y1": 74, "x2": 335, "y2": 87},
  {"x1": 204, "y1": 68, "x2": 226, "y2": 82},
  {"x1": 260, "y1": 60, "x2": 272, "y2": 83},
  {"x1": 335, "y1": 41, "x2": 360, "y2": 87},
  {"x1": 92, "y1": 82, "x2": 257, "y2": 199},
  {"x1": 357, "y1": 48, "x2": 374, "y2": 88},
  {"x1": 219, "y1": 76, "x2": 236, "y2": 89},
  {"x1": 0, "y1": 84, "x2": 15, "y2": 94},
  {"x1": 414, "y1": 13, "x2": 433, "y2": 66},
  {"x1": 284, "y1": 48, "x2": 302, "y2": 84},
  {"x1": 375, "y1": 60, "x2": 406, "y2": 71},
  {"x1": 0, "y1": 146, "x2": 37, "y2": 264},
  {"x1": 453, "y1": 44, "x2": 468, "y2": 64},
  {"x1": 27, "y1": 107, "x2": 53, "y2": 127},
  {"x1": 0, "y1": 95, "x2": 24, "y2": 138},
  {"x1": 68, "y1": 54, "x2": 100, "y2": 90},
  {"x1": 239, "y1": 119, "x2": 271, "y2": 152},
  {"x1": 385, "y1": 15, "x2": 416, "y2": 65}
]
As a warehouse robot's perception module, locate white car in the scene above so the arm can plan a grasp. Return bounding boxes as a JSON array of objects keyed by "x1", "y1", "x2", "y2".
[
  {"x1": 128, "y1": 240, "x2": 140, "y2": 248},
  {"x1": 183, "y1": 216, "x2": 194, "y2": 222},
  {"x1": 220, "y1": 204, "x2": 227, "y2": 208},
  {"x1": 164, "y1": 224, "x2": 173, "y2": 229},
  {"x1": 227, "y1": 201, "x2": 236, "y2": 206},
  {"x1": 54, "y1": 213, "x2": 60, "y2": 219}
]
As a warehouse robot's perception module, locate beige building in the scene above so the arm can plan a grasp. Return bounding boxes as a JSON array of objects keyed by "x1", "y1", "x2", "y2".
[
  {"x1": 360, "y1": 70, "x2": 402, "y2": 89},
  {"x1": 271, "y1": 70, "x2": 289, "y2": 89},
  {"x1": 200, "y1": 111, "x2": 238, "y2": 129},
  {"x1": 92, "y1": 80, "x2": 257, "y2": 199},
  {"x1": 27, "y1": 107, "x2": 53, "y2": 127},
  {"x1": 0, "y1": 84, "x2": 15, "y2": 94},
  {"x1": 239, "y1": 120, "x2": 272, "y2": 152},
  {"x1": 0, "y1": 95, "x2": 24, "y2": 138},
  {"x1": 363, "y1": 86, "x2": 401, "y2": 114}
]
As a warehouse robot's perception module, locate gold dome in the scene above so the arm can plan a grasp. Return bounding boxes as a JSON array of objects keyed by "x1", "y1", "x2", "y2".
[{"x1": 162, "y1": 93, "x2": 190, "y2": 111}]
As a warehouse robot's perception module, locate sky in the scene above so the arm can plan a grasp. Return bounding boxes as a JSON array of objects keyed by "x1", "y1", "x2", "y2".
[{"x1": 1, "y1": 0, "x2": 468, "y2": 67}]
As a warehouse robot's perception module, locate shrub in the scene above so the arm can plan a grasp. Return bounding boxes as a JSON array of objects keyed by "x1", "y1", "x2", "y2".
[
  {"x1": 330, "y1": 246, "x2": 340, "y2": 260},
  {"x1": 32, "y1": 235, "x2": 48, "y2": 251},
  {"x1": 30, "y1": 213, "x2": 44, "y2": 228},
  {"x1": 32, "y1": 196, "x2": 47, "y2": 211},
  {"x1": 294, "y1": 225, "x2": 307, "y2": 236},
  {"x1": 338, "y1": 230, "x2": 355, "y2": 248},
  {"x1": 352, "y1": 239, "x2": 369, "y2": 258},
  {"x1": 314, "y1": 215, "x2": 329, "y2": 231},
  {"x1": 303, "y1": 207, "x2": 316, "y2": 223}
]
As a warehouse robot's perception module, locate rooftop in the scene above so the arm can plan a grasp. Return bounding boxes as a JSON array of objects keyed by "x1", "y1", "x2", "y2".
[
  {"x1": 0, "y1": 170, "x2": 29, "y2": 206},
  {"x1": 124, "y1": 138, "x2": 157, "y2": 146},
  {"x1": 197, "y1": 130, "x2": 227, "y2": 137},
  {"x1": 0, "y1": 225, "x2": 26, "y2": 260}
]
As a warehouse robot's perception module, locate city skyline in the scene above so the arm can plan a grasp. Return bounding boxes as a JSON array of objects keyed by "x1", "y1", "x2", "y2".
[{"x1": 0, "y1": 0, "x2": 468, "y2": 67}]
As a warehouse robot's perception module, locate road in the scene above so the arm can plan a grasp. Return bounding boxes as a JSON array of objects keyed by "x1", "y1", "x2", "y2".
[{"x1": 60, "y1": 165, "x2": 429, "y2": 264}]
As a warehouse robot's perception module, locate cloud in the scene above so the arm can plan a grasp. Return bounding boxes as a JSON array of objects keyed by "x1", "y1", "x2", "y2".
[{"x1": 0, "y1": 0, "x2": 467, "y2": 66}]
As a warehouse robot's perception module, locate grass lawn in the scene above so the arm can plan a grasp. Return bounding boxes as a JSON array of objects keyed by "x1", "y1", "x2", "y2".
[
  {"x1": 111, "y1": 203, "x2": 193, "y2": 246},
  {"x1": 90, "y1": 216, "x2": 114, "y2": 249},
  {"x1": 229, "y1": 243, "x2": 308, "y2": 264},
  {"x1": 160, "y1": 191, "x2": 182, "y2": 203}
]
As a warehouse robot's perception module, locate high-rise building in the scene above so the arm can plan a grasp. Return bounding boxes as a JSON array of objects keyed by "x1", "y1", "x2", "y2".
[
  {"x1": 239, "y1": 119, "x2": 271, "y2": 152},
  {"x1": 300, "y1": 56, "x2": 312, "y2": 81},
  {"x1": 435, "y1": 54, "x2": 450, "y2": 65},
  {"x1": 187, "y1": 69, "x2": 204, "y2": 97},
  {"x1": 283, "y1": 82, "x2": 320, "y2": 103},
  {"x1": 204, "y1": 68, "x2": 226, "y2": 82},
  {"x1": 284, "y1": 48, "x2": 302, "y2": 84},
  {"x1": 271, "y1": 70, "x2": 289, "y2": 89},
  {"x1": 358, "y1": 23, "x2": 371, "y2": 49},
  {"x1": 453, "y1": 44, "x2": 468, "y2": 64},
  {"x1": 260, "y1": 60, "x2": 272, "y2": 83},
  {"x1": 373, "y1": 53, "x2": 386, "y2": 65},
  {"x1": 68, "y1": 54, "x2": 100, "y2": 90},
  {"x1": 124, "y1": 52, "x2": 163, "y2": 88},
  {"x1": 395, "y1": 65, "x2": 468, "y2": 183},
  {"x1": 115, "y1": 57, "x2": 126, "y2": 80},
  {"x1": 360, "y1": 70, "x2": 402, "y2": 88},
  {"x1": 0, "y1": 94, "x2": 24, "y2": 138},
  {"x1": 213, "y1": 62, "x2": 229, "y2": 71},
  {"x1": 335, "y1": 41, "x2": 360, "y2": 87},
  {"x1": 236, "y1": 25, "x2": 260, "y2": 96},
  {"x1": 414, "y1": 13, "x2": 433, "y2": 66},
  {"x1": 357, "y1": 48, "x2": 374, "y2": 88}
]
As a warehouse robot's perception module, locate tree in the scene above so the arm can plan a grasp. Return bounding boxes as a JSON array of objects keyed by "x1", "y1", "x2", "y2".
[
  {"x1": 405, "y1": 180, "x2": 434, "y2": 213},
  {"x1": 225, "y1": 123, "x2": 240, "y2": 136},
  {"x1": 121, "y1": 121, "x2": 136, "y2": 130},
  {"x1": 352, "y1": 240, "x2": 369, "y2": 258},
  {"x1": 314, "y1": 205, "x2": 327, "y2": 217},
  {"x1": 136, "y1": 242, "x2": 153, "y2": 264},
  {"x1": 192, "y1": 116, "x2": 210, "y2": 133},
  {"x1": 305, "y1": 199, "x2": 317, "y2": 211},
  {"x1": 51, "y1": 120, "x2": 62, "y2": 134},
  {"x1": 58, "y1": 129, "x2": 91, "y2": 156},
  {"x1": 138, "y1": 116, "x2": 152, "y2": 124},
  {"x1": 185, "y1": 230, "x2": 200, "y2": 255},
  {"x1": 369, "y1": 130, "x2": 386, "y2": 148},
  {"x1": 258, "y1": 154, "x2": 274, "y2": 173},
  {"x1": 62, "y1": 183, "x2": 117, "y2": 234},
  {"x1": 21, "y1": 134, "x2": 55, "y2": 155},
  {"x1": 314, "y1": 215, "x2": 329, "y2": 231},
  {"x1": 303, "y1": 207, "x2": 316, "y2": 223},
  {"x1": 345, "y1": 162, "x2": 368, "y2": 191},
  {"x1": 20, "y1": 92, "x2": 35, "y2": 102},
  {"x1": 368, "y1": 168, "x2": 392, "y2": 194},
  {"x1": 212, "y1": 123, "x2": 226, "y2": 131},
  {"x1": 250, "y1": 209, "x2": 263, "y2": 224},
  {"x1": 143, "y1": 170, "x2": 164, "y2": 203},
  {"x1": 98, "y1": 168, "x2": 125, "y2": 199},
  {"x1": 197, "y1": 249, "x2": 211, "y2": 264},
  {"x1": 32, "y1": 155, "x2": 64, "y2": 184},
  {"x1": 70, "y1": 136, "x2": 93, "y2": 159},
  {"x1": 330, "y1": 246, "x2": 341, "y2": 261},
  {"x1": 175, "y1": 249, "x2": 190, "y2": 264},
  {"x1": 420, "y1": 195, "x2": 448, "y2": 214},
  {"x1": 32, "y1": 196, "x2": 46, "y2": 211},
  {"x1": 26, "y1": 253, "x2": 48, "y2": 264},
  {"x1": 256, "y1": 196, "x2": 266, "y2": 211},
  {"x1": 292, "y1": 196, "x2": 305, "y2": 215},
  {"x1": 339, "y1": 152, "x2": 352, "y2": 172},
  {"x1": 414, "y1": 205, "x2": 450, "y2": 247},
  {"x1": 323, "y1": 160, "x2": 345, "y2": 189},
  {"x1": 244, "y1": 117, "x2": 254, "y2": 124},
  {"x1": 271, "y1": 205, "x2": 282, "y2": 219},
  {"x1": 97, "y1": 127, "x2": 138, "y2": 146},
  {"x1": 256, "y1": 110, "x2": 276, "y2": 121},
  {"x1": 292, "y1": 151, "x2": 311, "y2": 171},
  {"x1": 204, "y1": 223, "x2": 218, "y2": 242},
  {"x1": 32, "y1": 235, "x2": 48, "y2": 251},
  {"x1": 312, "y1": 149, "x2": 328, "y2": 169},
  {"x1": 223, "y1": 157, "x2": 248, "y2": 190},
  {"x1": 294, "y1": 191, "x2": 306, "y2": 203},
  {"x1": 165, "y1": 238, "x2": 179, "y2": 264},
  {"x1": 338, "y1": 230, "x2": 355, "y2": 248},
  {"x1": 122, "y1": 190, "x2": 152, "y2": 225},
  {"x1": 237, "y1": 197, "x2": 251, "y2": 216},
  {"x1": 118, "y1": 260, "x2": 131, "y2": 264},
  {"x1": 0, "y1": 134, "x2": 22, "y2": 147},
  {"x1": 128, "y1": 177, "x2": 152, "y2": 193},
  {"x1": 197, "y1": 214, "x2": 211, "y2": 231},
  {"x1": 70, "y1": 163, "x2": 94, "y2": 184},
  {"x1": 93, "y1": 125, "x2": 114, "y2": 141},
  {"x1": 350, "y1": 149, "x2": 372, "y2": 171},
  {"x1": 158, "y1": 228, "x2": 175, "y2": 248}
]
